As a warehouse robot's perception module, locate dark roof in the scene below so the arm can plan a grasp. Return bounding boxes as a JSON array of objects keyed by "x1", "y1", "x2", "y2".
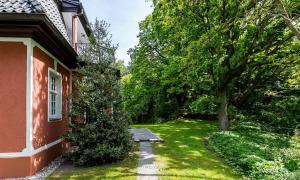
[
  {"x1": 0, "y1": 0, "x2": 77, "y2": 68},
  {"x1": 0, "y1": 0, "x2": 70, "y2": 41},
  {"x1": 0, "y1": 0, "x2": 44, "y2": 13},
  {"x1": 61, "y1": 0, "x2": 80, "y2": 12},
  {"x1": 0, "y1": 13, "x2": 78, "y2": 68}
]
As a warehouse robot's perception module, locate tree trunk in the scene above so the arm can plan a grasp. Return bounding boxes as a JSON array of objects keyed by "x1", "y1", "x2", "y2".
[{"x1": 218, "y1": 89, "x2": 229, "y2": 130}]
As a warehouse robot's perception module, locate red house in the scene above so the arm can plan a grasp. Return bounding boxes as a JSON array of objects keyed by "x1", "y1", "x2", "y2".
[{"x1": 0, "y1": 0, "x2": 90, "y2": 178}]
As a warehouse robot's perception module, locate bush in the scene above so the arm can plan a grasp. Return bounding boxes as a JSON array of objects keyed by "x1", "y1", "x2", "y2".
[
  {"x1": 65, "y1": 20, "x2": 133, "y2": 167},
  {"x1": 280, "y1": 140, "x2": 300, "y2": 172},
  {"x1": 67, "y1": 111, "x2": 133, "y2": 166},
  {"x1": 249, "y1": 96, "x2": 300, "y2": 134},
  {"x1": 208, "y1": 125, "x2": 300, "y2": 179},
  {"x1": 189, "y1": 95, "x2": 217, "y2": 114},
  {"x1": 250, "y1": 160, "x2": 291, "y2": 180}
]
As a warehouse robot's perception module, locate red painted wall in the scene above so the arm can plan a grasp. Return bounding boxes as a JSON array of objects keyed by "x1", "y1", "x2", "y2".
[
  {"x1": 0, "y1": 141, "x2": 68, "y2": 178},
  {"x1": 0, "y1": 41, "x2": 71, "y2": 178},
  {"x1": 0, "y1": 42, "x2": 27, "y2": 152},
  {"x1": 32, "y1": 47, "x2": 70, "y2": 149}
]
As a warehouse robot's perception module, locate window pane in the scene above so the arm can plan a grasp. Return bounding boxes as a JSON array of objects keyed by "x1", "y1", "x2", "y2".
[
  {"x1": 52, "y1": 100, "x2": 54, "y2": 115},
  {"x1": 53, "y1": 94, "x2": 56, "y2": 115},
  {"x1": 51, "y1": 76, "x2": 56, "y2": 91},
  {"x1": 50, "y1": 92, "x2": 57, "y2": 116}
]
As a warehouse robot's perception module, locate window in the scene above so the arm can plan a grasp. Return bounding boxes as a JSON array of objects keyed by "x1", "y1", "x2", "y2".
[{"x1": 48, "y1": 68, "x2": 62, "y2": 121}]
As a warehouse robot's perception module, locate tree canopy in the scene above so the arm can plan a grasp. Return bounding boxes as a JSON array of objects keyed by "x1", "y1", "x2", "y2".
[{"x1": 123, "y1": 0, "x2": 300, "y2": 130}]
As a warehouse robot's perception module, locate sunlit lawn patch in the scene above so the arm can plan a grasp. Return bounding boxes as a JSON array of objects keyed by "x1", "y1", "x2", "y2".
[
  {"x1": 134, "y1": 119, "x2": 239, "y2": 180},
  {"x1": 50, "y1": 119, "x2": 239, "y2": 179}
]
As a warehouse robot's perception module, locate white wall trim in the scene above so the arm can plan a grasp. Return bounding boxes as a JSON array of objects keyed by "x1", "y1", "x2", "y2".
[
  {"x1": 25, "y1": 39, "x2": 34, "y2": 153},
  {"x1": 0, "y1": 37, "x2": 70, "y2": 157},
  {"x1": 0, "y1": 37, "x2": 31, "y2": 44},
  {"x1": 0, "y1": 37, "x2": 35, "y2": 154},
  {"x1": 0, "y1": 139, "x2": 63, "y2": 158}
]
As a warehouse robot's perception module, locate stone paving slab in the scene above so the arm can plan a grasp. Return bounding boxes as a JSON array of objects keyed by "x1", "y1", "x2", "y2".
[
  {"x1": 129, "y1": 128, "x2": 163, "y2": 142},
  {"x1": 137, "y1": 142, "x2": 158, "y2": 180}
]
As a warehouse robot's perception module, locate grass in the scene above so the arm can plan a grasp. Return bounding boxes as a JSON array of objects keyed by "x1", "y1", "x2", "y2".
[
  {"x1": 49, "y1": 145, "x2": 139, "y2": 180},
  {"x1": 49, "y1": 119, "x2": 239, "y2": 179},
  {"x1": 133, "y1": 119, "x2": 239, "y2": 180}
]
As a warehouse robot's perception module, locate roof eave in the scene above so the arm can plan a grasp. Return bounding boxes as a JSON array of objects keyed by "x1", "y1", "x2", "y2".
[{"x1": 0, "y1": 13, "x2": 78, "y2": 68}]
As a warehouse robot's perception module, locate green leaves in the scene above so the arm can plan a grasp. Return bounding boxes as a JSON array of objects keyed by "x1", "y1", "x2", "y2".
[
  {"x1": 65, "y1": 19, "x2": 132, "y2": 167},
  {"x1": 125, "y1": 0, "x2": 299, "y2": 127},
  {"x1": 208, "y1": 128, "x2": 300, "y2": 179}
]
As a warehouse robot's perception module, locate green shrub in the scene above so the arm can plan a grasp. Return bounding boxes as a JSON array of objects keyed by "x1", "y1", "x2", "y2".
[
  {"x1": 250, "y1": 160, "x2": 291, "y2": 180},
  {"x1": 208, "y1": 126, "x2": 300, "y2": 179},
  {"x1": 189, "y1": 95, "x2": 217, "y2": 114},
  {"x1": 66, "y1": 111, "x2": 133, "y2": 166},
  {"x1": 251, "y1": 96, "x2": 300, "y2": 134},
  {"x1": 231, "y1": 121, "x2": 262, "y2": 132},
  {"x1": 280, "y1": 147, "x2": 300, "y2": 171},
  {"x1": 65, "y1": 20, "x2": 133, "y2": 167},
  {"x1": 286, "y1": 159, "x2": 299, "y2": 171}
]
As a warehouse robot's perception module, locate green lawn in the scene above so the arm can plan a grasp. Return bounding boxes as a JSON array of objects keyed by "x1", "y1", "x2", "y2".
[
  {"x1": 50, "y1": 119, "x2": 238, "y2": 179},
  {"x1": 134, "y1": 119, "x2": 239, "y2": 180},
  {"x1": 49, "y1": 145, "x2": 139, "y2": 180}
]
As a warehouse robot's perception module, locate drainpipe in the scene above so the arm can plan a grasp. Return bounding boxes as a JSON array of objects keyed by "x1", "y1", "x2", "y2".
[{"x1": 72, "y1": 15, "x2": 78, "y2": 53}]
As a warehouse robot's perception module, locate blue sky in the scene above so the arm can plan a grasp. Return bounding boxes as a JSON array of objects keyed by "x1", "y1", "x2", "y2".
[{"x1": 81, "y1": 0, "x2": 153, "y2": 65}]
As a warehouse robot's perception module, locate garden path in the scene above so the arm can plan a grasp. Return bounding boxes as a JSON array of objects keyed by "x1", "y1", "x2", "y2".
[{"x1": 130, "y1": 128, "x2": 163, "y2": 180}]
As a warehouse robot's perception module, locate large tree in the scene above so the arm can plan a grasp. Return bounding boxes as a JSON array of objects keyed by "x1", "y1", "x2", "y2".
[{"x1": 128, "y1": 0, "x2": 298, "y2": 130}]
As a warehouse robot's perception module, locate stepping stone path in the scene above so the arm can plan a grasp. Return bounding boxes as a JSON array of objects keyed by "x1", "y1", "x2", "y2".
[
  {"x1": 129, "y1": 128, "x2": 163, "y2": 142},
  {"x1": 129, "y1": 128, "x2": 163, "y2": 180}
]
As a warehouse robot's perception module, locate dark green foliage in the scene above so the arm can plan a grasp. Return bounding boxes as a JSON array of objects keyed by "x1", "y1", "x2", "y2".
[
  {"x1": 121, "y1": 73, "x2": 178, "y2": 123},
  {"x1": 229, "y1": 92, "x2": 300, "y2": 134},
  {"x1": 189, "y1": 96, "x2": 217, "y2": 114},
  {"x1": 208, "y1": 123, "x2": 300, "y2": 179},
  {"x1": 120, "y1": 0, "x2": 300, "y2": 178},
  {"x1": 123, "y1": 0, "x2": 299, "y2": 129},
  {"x1": 65, "y1": 20, "x2": 133, "y2": 167},
  {"x1": 252, "y1": 96, "x2": 300, "y2": 133}
]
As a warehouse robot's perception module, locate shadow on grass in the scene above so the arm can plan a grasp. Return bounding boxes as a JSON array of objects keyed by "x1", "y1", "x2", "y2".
[
  {"x1": 50, "y1": 119, "x2": 239, "y2": 179},
  {"x1": 48, "y1": 145, "x2": 139, "y2": 180},
  {"x1": 134, "y1": 119, "x2": 239, "y2": 179}
]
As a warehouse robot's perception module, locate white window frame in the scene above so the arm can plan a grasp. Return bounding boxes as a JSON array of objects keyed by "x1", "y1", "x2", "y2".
[{"x1": 48, "y1": 68, "x2": 62, "y2": 122}]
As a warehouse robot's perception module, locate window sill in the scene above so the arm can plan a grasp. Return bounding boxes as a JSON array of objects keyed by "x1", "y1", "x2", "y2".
[{"x1": 49, "y1": 117, "x2": 62, "y2": 122}]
